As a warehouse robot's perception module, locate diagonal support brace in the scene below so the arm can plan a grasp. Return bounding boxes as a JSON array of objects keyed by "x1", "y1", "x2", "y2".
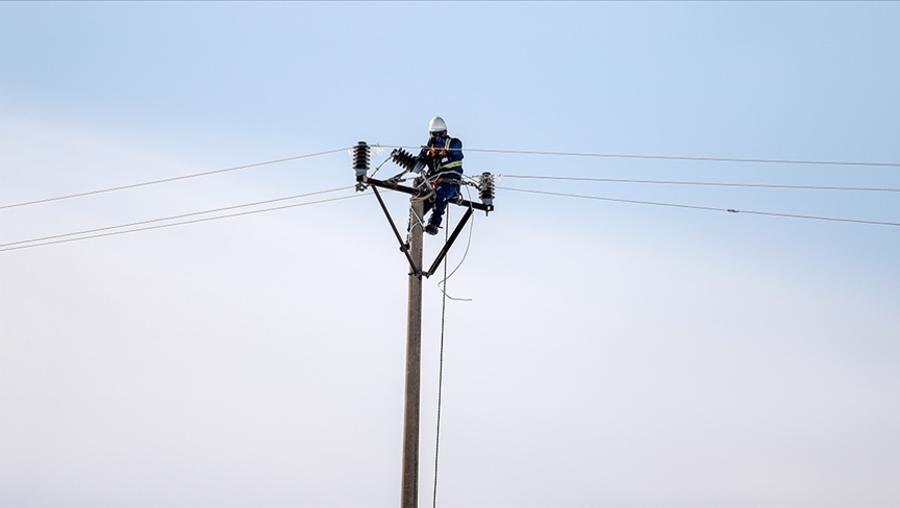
[
  {"x1": 425, "y1": 207, "x2": 474, "y2": 278},
  {"x1": 366, "y1": 177, "x2": 493, "y2": 213},
  {"x1": 371, "y1": 186, "x2": 421, "y2": 275}
]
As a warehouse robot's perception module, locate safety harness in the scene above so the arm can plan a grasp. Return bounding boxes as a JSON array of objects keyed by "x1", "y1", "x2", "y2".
[{"x1": 437, "y1": 137, "x2": 462, "y2": 171}]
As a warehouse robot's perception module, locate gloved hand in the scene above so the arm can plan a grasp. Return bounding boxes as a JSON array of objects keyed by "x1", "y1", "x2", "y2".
[{"x1": 426, "y1": 147, "x2": 447, "y2": 158}]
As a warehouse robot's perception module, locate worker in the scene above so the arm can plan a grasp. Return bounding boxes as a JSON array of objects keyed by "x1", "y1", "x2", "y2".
[{"x1": 414, "y1": 116, "x2": 463, "y2": 235}]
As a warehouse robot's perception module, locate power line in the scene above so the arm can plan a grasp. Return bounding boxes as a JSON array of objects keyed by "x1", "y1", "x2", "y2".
[
  {"x1": 0, "y1": 186, "x2": 354, "y2": 249},
  {"x1": 0, "y1": 146, "x2": 350, "y2": 211},
  {"x1": 0, "y1": 193, "x2": 363, "y2": 253},
  {"x1": 499, "y1": 186, "x2": 900, "y2": 228},
  {"x1": 501, "y1": 174, "x2": 900, "y2": 193},
  {"x1": 380, "y1": 145, "x2": 900, "y2": 168}
]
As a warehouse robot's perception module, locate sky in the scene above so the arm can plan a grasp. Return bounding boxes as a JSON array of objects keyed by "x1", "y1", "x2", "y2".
[{"x1": 1, "y1": 2, "x2": 899, "y2": 507}]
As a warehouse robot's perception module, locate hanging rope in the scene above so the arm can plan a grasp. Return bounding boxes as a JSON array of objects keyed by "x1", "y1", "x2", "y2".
[
  {"x1": 431, "y1": 208, "x2": 450, "y2": 508},
  {"x1": 437, "y1": 186, "x2": 475, "y2": 302}
]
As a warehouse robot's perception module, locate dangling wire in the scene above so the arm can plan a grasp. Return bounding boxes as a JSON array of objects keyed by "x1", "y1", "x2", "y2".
[
  {"x1": 437, "y1": 185, "x2": 475, "y2": 302},
  {"x1": 431, "y1": 208, "x2": 450, "y2": 508},
  {"x1": 368, "y1": 153, "x2": 394, "y2": 179},
  {"x1": 431, "y1": 183, "x2": 479, "y2": 507}
]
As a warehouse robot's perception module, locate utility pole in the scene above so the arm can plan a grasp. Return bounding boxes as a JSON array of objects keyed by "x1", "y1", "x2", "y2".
[
  {"x1": 401, "y1": 199, "x2": 424, "y2": 508},
  {"x1": 353, "y1": 141, "x2": 494, "y2": 508}
]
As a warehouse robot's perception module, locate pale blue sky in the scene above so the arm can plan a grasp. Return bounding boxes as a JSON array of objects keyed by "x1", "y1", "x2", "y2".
[
  {"x1": 2, "y1": 2, "x2": 899, "y2": 507},
  {"x1": 3, "y1": 2, "x2": 899, "y2": 278}
]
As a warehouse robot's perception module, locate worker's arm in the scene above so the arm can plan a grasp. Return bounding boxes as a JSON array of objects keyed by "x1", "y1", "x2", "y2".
[
  {"x1": 413, "y1": 146, "x2": 428, "y2": 174},
  {"x1": 446, "y1": 138, "x2": 463, "y2": 163},
  {"x1": 414, "y1": 140, "x2": 440, "y2": 173},
  {"x1": 413, "y1": 146, "x2": 430, "y2": 174}
]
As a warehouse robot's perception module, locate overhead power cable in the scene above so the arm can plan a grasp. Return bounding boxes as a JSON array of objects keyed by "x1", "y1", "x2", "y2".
[
  {"x1": 0, "y1": 146, "x2": 350, "y2": 211},
  {"x1": 379, "y1": 145, "x2": 900, "y2": 168},
  {"x1": 0, "y1": 186, "x2": 354, "y2": 249},
  {"x1": 0, "y1": 193, "x2": 363, "y2": 253},
  {"x1": 499, "y1": 186, "x2": 900, "y2": 228},
  {"x1": 501, "y1": 174, "x2": 900, "y2": 193}
]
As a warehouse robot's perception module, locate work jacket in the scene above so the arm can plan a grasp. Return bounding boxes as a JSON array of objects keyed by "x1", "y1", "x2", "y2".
[{"x1": 418, "y1": 135, "x2": 463, "y2": 184}]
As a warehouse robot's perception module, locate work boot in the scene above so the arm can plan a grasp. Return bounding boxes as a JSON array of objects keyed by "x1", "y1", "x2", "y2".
[{"x1": 424, "y1": 223, "x2": 440, "y2": 236}]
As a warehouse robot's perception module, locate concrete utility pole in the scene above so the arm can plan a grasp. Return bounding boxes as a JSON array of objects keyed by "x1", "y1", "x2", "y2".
[
  {"x1": 401, "y1": 200, "x2": 424, "y2": 508},
  {"x1": 353, "y1": 140, "x2": 494, "y2": 508}
]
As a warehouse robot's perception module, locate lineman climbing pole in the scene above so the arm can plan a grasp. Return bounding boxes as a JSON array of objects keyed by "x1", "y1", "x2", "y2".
[{"x1": 352, "y1": 141, "x2": 495, "y2": 508}]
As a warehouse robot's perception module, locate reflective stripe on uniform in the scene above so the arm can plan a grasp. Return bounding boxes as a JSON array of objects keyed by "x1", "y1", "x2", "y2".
[{"x1": 439, "y1": 137, "x2": 462, "y2": 171}]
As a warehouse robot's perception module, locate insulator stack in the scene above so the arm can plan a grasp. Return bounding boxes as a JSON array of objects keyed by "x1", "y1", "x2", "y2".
[
  {"x1": 353, "y1": 141, "x2": 370, "y2": 181},
  {"x1": 479, "y1": 172, "x2": 495, "y2": 207},
  {"x1": 391, "y1": 148, "x2": 418, "y2": 172}
]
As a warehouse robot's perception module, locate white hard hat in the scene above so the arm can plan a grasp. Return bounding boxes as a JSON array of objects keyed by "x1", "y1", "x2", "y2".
[{"x1": 428, "y1": 116, "x2": 447, "y2": 133}]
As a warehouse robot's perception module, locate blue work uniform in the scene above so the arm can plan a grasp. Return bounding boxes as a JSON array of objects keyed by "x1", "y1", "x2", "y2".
[{"x1": 417, "y1": 135, "x2": 463, "y2": 229}]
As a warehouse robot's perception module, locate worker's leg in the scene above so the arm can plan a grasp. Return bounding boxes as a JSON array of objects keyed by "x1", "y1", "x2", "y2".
[
  {"x1": 427, "y1": 184, "x2": 459, "y2": 230},
  {"x1": 422, "y1": 195, "x2": 435, "y2": 219}
]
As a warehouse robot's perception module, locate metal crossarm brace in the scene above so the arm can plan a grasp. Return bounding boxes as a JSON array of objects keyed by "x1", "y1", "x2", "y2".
[
  {"x1": 365, "y1": 177, "x2": 494, "y2": 213},
  {"x1": 365, "y1": 176, "x2": 489, "y2": 279},
  {"x1": 425, "y1": 207, "x2": 473, "y2": 278},
  {"x1": 371, "y1": 186, "x2": 420, "y2": 275}
]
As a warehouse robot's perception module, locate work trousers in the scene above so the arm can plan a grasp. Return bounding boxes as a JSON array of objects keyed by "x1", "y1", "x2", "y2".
[{"x1": 424, "y1": 183, "x2": 460, "y2": 228}]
